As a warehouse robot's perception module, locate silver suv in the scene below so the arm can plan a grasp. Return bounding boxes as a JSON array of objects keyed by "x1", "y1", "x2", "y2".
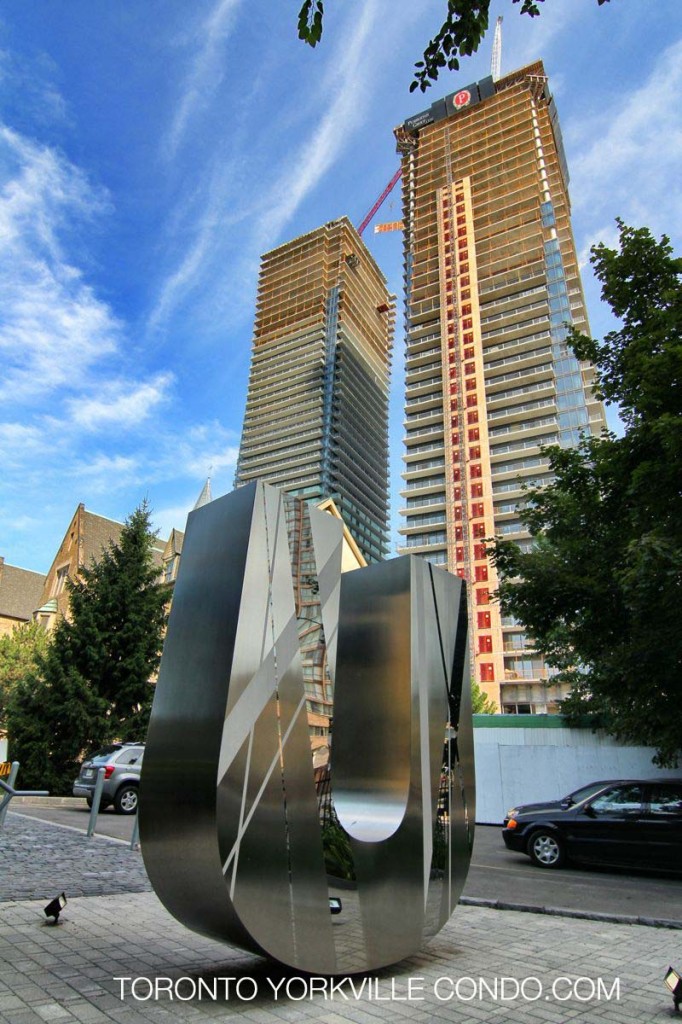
[{"x1": 73, "y1": 743, "x2": 144, "y2": 814}]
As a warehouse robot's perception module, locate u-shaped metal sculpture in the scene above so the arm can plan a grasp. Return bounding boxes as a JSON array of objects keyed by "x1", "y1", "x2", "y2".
[{"x1": 140, "y1": 481, "x2": 474, "y2": 974}]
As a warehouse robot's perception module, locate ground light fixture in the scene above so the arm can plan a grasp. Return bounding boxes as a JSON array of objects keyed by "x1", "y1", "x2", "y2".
[
  {"x1": 665, "y1": 966, "x2": 682, "y2": 1012},
  {"x1": 43, "y1": 893, "x2": 67, "y2": 924}
]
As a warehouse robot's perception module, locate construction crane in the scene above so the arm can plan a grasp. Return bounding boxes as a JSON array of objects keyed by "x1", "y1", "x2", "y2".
[
  {"x1": 491, "y1": 16, "x2": 503, "y2": 81},
  {"x1": 357, "y1": 167, "x2": 402, "y2": 236}
]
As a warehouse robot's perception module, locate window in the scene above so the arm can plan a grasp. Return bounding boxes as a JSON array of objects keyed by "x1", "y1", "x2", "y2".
[
  {"x1": 474, "y1": 543, "x2": 487, "y2": 559},
  {"x1": 479, "y1": 636, "x2": 493, "y2": 653},
  {"x1": 475, "y1": 565, "x2": 488, "y2": 582},
  {"x1": 480, "y1": 663, "x2": 494, "y2": 682},
  {"x1": 471, "y1": 482, "x2": 483, "y2": 498},
  {"x1": 116, "y1": 747, "x2": 144, "y2": 766},
  {"x1": 476, "y1": 588, "x2": 490, "y2": 605},
  {"x1": 647, "y1": 785, "x2": 682, "y2": 817},
  {"x1": 467, "y1": 410, "x2": 478, "y2": 424},
  {"x1": 473, "y1": 523, "x2": 486, "y2": 538},
  {"x1": 52, "y1": 565, "x2": 70, "y2": 597},
  {"x1": 469, "y1": 429, "x2": 480, "y2": 443},
  {"x1": 477, "y1": 611, "x2": 491, "y2": 629},
  {"x1": 589, "y1": 785, "x2": 644, "y2": 817},
  {"x1": 503, "y1": 703, "x2": 533, "y2": 714}
]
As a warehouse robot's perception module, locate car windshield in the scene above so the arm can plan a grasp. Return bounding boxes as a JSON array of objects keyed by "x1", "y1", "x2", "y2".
[
  {"x1": 86, "y1": 745, "x2": 122, "y2": 763},
  {"x1": 564, "y1": 781, "x2": 611, "y2": 806}
]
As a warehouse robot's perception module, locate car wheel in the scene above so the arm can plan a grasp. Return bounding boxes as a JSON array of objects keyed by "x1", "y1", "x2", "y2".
[
  {"x1": 528, "y1": 829, "x2": 565, "y2": 868},
  {"x1": 114, "y1": 785, "x2": 139, "y2": 815}
]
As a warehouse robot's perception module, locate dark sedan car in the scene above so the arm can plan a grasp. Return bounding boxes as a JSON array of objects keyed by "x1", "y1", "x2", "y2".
[{"x1": 502, "y1": 779, "x2": 682, "y2": 871}]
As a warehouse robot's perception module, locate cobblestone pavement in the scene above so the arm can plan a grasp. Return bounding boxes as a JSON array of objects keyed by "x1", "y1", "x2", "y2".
[
  {"x1": 0, "y1": 814, "x2": 151, "y2": 901},
  {"x1": 1, "y1": 812, "x2": 681, "y2": 1024}
]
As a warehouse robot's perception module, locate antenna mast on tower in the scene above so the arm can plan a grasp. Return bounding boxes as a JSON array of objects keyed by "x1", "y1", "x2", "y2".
[{"x1": 491, "y1": 16, "x2": 503, "y2": 81}]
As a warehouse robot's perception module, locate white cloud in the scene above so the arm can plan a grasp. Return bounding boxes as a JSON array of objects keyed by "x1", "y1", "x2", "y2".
[
  {"x1": 67, "y1": 372, "x2": 174, "y2": 431},
  {"x1": 148, "y1": 0, "x2": 381, "y2": 332},
  {"x1": 569, "y1": 38, "x2": 682, "y2": 243},
  {"x1": 150, "y1": 501, "x2": 194, "y2": 540},
  {"x1": 75, "y1": 453, "x2": 141, "y2": 491},
  {"x1": 173, "y1": 421, "x2": 240, "y2": 479},
  {"x1": 164, "y1": 0, "x2": 243, "y2": 158},
  {"x1": 252, "y1": 1, "x2": 380, "y2": 249},
  {"x1": 577, "y1": 222, "x2": 621, "y2": 271},
  {"x1": 0, "y1": 124, "x2": 121, "y2": 403}
]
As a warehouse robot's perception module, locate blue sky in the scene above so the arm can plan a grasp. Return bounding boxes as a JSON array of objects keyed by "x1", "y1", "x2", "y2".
[{"x1": 1, "y1": 0, "x2": 681, "y2": 574}]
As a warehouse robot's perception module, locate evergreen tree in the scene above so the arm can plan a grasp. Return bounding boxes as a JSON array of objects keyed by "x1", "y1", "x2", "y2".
[
  {"x1": 63, "y1": 502, "x2": 170, "y2": 740},
  {"x1": 6, "y1": 502, "x2": 170, "y2": 791},
  {"x1": 491, "y1": 223, "x2": 682, "y2": 766}
]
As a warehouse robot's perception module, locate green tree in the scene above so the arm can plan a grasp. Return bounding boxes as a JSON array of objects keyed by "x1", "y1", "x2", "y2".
[
  {"x1": 297, "y1": 0, "x2": 611, "y2": 92},
  {"x1": 491, "y1": 222, "x2": 682, "y2": 766},
  {"x1": 471, "y1": 677, "x2": 497, "y2": 714},
  {"x1": 0, "y1": 622, "x2": 49, "y2": 728},
  {"x1": 6, "y1": 502, "x2": 170, "y2": 791}
]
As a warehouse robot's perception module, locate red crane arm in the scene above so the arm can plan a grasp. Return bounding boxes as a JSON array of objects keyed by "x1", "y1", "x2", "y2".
[{"x1": 357, "y1": 167, "x2": 402, "y2": 236}]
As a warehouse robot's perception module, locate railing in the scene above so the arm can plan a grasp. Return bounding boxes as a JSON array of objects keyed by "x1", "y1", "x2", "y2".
[{"x1": 0, "y1": 763, "x2": 49, "y2": 830}]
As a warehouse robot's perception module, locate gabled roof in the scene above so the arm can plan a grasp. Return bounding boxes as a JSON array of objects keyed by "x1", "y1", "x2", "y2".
[{"x1": 0, "y1": 557, "x2": 47, "y2": 621}]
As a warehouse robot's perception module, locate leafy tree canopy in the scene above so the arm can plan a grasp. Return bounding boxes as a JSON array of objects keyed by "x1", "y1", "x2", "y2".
[
  {"x1": 491, "y1": 222, "x2": 682, "y2": 767},
  {"x1": 471, "y1": 677, "x2": 497, "y2": 714},
  {"x1": 297, "y1": 0, "x2": 610, "y2": 92},
  {"x1": 0, "y1": 621, "x2": 49, "y2": 728},
  {"x1": 6, "y1": 502, "x2": 170, "y2": 791}
]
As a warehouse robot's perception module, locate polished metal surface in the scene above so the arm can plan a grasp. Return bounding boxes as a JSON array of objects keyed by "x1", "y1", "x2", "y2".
[{"x1": 140, "y1": 480, "x2": 474, "y2": 973}]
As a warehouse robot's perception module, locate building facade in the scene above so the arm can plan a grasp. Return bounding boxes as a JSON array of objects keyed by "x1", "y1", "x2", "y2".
[
  {"x1": 0, "y1": 557, "x2": 46, "y2": 637},
  {"x1": 395, "y1": 61, "x2": 605, "y2": 713},
  {"x1": 236, "y1": 218, "x2": 395, "y2": 564},
  {"x1": 34, "y1": 504, "x2": 167, "y2": 630}
]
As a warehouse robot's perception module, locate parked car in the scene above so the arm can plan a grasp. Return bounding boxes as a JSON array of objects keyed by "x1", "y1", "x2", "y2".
[
  {"x1": 73, "y1": 743, "x2": 144, "y2": 814},
  {"x1": 502, "y1": 779, "x2": 682, "y2": 872}
]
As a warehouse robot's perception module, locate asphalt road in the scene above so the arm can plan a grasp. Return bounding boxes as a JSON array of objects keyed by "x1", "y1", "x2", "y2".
[{"x1": 10, "y1": 800, "x2": 682, "y2": 923}]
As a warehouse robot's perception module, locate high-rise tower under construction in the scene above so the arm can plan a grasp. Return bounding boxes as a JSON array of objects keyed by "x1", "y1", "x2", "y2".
[
  {"x1": 236, "y1": 217, "x2": 394, "y2": 564},
  {"x1": 395, "y1": 60, "x2": 605, "y2": 713}
]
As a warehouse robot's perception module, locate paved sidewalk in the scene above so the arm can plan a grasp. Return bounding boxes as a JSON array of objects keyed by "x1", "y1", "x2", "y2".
[
  {"x1": 2, "y1": 891, "x2": 680, "y2": 1024},
  {"x1": 0, "y1": 814, "x2": 150, "y2": 902},
  {"x1": 1, "y1": 813, "x2": 681, "y2": 1024}
]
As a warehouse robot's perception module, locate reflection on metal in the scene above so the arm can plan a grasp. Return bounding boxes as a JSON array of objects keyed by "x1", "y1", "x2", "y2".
[{"x1": 140, "y1": 481, "x2": 474, "y2": 973}]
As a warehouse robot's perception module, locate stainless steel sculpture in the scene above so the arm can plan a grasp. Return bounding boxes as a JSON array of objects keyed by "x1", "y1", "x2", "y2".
[{"x1": 140, "y1": 481, "x2": 474, "y2": 973}]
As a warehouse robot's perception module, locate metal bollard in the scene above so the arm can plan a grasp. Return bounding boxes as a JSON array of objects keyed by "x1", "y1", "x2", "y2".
[
  {"x1": 129, "y1": 810, "x2": 140, "y2": 850},
  {"x1": 0, "y1": 762, "x2": 19, "y2": 827},
  {"x1": 86, "y1": 767, "x2": 105, "y2": 838},
  {"x1": 0, "y1": 764, "x2": 49, "y2": 831}
]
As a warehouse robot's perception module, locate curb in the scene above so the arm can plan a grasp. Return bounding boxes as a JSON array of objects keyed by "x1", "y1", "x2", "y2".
[
  {"x1": 458, "y1": 896, "x2": 682, "y2": 930},
  {"x1": 12, "y1": 796, "x2": 83, "y2": 807}
]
